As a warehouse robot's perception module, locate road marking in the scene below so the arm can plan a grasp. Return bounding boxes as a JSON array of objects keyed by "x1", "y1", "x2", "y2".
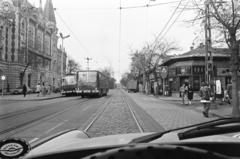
[
  {"x1": 44, "y1": 122, "x2": 66, "y2": 134},
  {"x1": 29, "y1": 137, "x2": 39, "y2": 143}
]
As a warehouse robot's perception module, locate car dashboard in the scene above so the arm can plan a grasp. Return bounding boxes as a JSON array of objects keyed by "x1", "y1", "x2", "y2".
[{"x1": 27, "y1": 141, "x2": 240, "y2": 159}]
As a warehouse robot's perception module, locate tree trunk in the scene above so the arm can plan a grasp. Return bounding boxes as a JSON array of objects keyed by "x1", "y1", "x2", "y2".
[{"x1": 230, "y1": 39, "x2": 240, "y2": 117}]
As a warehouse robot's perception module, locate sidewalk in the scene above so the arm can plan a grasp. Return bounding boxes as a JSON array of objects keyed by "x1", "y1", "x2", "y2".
[
  {"x1": 137, "y1": 91, "x2": 232, "y2": 118},
  {"x1": 0, "y1": 93, "x2": 63, "y2": 101},
  {"x1": 156, "y1": 92, "x2": 201, "y2": 101}
]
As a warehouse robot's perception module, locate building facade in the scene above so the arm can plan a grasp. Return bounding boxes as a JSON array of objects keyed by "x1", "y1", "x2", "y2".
[
  {"x1": 160, "y1": 44, "x2": 239, "y2": 92},
  {"x1": 0, "y1": 0, "x2": 67, "y2": 92}
]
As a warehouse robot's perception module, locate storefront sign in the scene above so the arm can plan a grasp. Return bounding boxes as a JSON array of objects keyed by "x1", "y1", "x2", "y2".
[{"x1": 216, "y1": 80, "x2": 221, "y2": 95}]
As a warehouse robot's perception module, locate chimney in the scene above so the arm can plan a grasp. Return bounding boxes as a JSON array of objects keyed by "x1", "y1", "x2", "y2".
[{"x1": 190, "y1": 46, "x2": 194, "y2": 51}]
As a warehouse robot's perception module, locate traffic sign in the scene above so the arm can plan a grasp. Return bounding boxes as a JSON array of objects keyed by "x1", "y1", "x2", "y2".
[
  {"x1": 161, "y1": 67, "x2": 168, "y2": 79},
  {"x1": 1, "y1": 75, "x2": 6, "y2": 80}
]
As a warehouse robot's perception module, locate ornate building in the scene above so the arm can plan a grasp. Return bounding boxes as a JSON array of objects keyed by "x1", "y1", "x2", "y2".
[{"x1": 0, "y1": 0, "x2": 67, "y2": 92}]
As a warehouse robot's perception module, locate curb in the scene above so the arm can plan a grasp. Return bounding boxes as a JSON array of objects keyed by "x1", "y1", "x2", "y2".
[{"x1": 0, "y1": 95, "x2": 63, "y2": 101}]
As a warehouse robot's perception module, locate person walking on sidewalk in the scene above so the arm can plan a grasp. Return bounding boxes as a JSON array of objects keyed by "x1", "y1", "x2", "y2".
[
  {"x1": 184, "y1": 84, "x2": 189, "y2": 105},
  {"x1": 200, "y1": 82, "x2": 211, "y2": 117},
  {"x1": 187, "y1": 84, "x2": 193, "y2": 105},
  {"x1": 179, "y1": 84, "x2": 185, "y2": 104},
  {"x1": 22, "y1": 84, "x2": 27, "y2": 97},
  {"x1": 36, "y1": 83, "x2": 41, "y2": 97}
]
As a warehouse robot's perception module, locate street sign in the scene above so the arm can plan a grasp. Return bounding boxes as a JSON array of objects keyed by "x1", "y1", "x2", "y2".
[
  {"x1": 216, "y1": 80, "x2": 221, "y2": 95},
  {"x1": 1, "y1": 75, "x2": 6, "y2": 80},
  {"x1": 161, "y1": 67, "x2": 168, "y2": 79}
]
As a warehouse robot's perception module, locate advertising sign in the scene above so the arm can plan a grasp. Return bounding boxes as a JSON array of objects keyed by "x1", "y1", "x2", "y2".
[
  {"x1": 161, "y1": 67, "x2": 168, "y2": 79},
  {"x1": 216, "y1": 80, "x2": 222, "y2": 95}
]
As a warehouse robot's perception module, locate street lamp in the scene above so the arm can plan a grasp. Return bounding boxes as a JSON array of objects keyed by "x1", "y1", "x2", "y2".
[
  {"x1": 1, "y1": 75, "x2": 6, "y2": 97},
  {"x1": 59, "y1": 33, "x2": 70, "y2": 86}
]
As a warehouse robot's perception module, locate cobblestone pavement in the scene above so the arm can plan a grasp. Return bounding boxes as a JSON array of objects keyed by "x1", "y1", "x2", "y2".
[
  {"x1": 126, "y1": 91, "x2": 216, "y2": 130},
  {"x1": 86, "y1": 91, "x2": 141, "y2": 137},
  {"x1": 86, "y1": 90, "x2": 163, "y2": 137}
]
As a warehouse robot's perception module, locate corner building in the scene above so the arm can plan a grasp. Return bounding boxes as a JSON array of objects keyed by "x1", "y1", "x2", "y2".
[{"x1": 0, "y1": 0, "x2": 66, "y2": 92}]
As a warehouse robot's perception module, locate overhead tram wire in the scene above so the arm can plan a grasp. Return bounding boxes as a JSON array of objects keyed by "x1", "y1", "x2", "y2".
[
  {"x1": 118, "y1": 0, "x2": 122, "y2": 81},
  {"x1": 55, "y1": 10, "x2": 91, "y2": 56},
  {"x1": 120, "y1": 0, "x2": 187, "y2": 9},
  {"x1": 149, "y1": 0, "x2": 183, "y2": 53},
  {"x1": 159, "y1": 0, "x2": 190, "y2": 42}
]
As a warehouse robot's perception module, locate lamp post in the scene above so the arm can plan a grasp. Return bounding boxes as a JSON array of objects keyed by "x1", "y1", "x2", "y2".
[
  {"x1": 1, "y1": 75, "x2": 6, "y2": 97},
  {"x1": 59, "y1": 33, "x2": 70, "y2": 86}
]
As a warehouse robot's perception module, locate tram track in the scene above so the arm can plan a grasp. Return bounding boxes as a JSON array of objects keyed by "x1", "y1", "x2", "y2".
[
  {"x1": 84, "y1": 92, "x2": 144, "y2": 136},
  {"x1": 83, "y1": 97, "x2": 113, "y2": 132}
]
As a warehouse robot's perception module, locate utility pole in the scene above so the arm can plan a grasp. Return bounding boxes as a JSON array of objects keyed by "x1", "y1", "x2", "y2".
[
  {"x1": 59, "y1": 33, "x2": 70, "y2": 86},
  {"x1": 85, "y1": 57, "x2": 92, "y2": 71},
  {"x1": 204, "y1": 0, "x2": 213, "y2": 85}
]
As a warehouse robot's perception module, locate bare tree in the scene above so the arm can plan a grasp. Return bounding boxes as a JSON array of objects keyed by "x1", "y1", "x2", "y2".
[
  {"x1": 67, "y1": 58, "x2": 81, "y2": 74},
  {"x1": 130, "y1": 38, "x2": 178, "y2": 94},
  {"x1": 191, "y1": 0, "x2": 240, "y2": 117}
]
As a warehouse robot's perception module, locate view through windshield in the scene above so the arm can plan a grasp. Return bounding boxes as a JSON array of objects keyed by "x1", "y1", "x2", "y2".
[{"x1": 0, "y1": 0, "x2": 239, "y2": 156}]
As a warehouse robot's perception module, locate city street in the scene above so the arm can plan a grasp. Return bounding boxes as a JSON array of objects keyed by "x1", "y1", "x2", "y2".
[{"x1": 0, "y1": 89, "x2": 222, "y2": 143}]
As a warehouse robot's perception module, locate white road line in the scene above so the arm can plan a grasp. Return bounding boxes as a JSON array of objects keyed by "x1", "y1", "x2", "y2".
[
  {"x1": 29, "y1": 137, "x2": 39, "y2": 143},
  {"x1": 44, "y1": 122, "x2": 66, "y2": 134}
]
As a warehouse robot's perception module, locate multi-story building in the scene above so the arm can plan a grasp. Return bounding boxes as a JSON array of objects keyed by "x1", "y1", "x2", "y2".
[{"x1": 0, "y1": 0, "x2": 67, "y2": 92}]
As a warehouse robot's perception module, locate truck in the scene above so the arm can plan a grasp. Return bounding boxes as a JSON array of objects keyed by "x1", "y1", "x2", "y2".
[
  {"x1": 61, "y1": 74, "x2": 78, "y2": 96},
  {"x1": 77, "y1": 70, "x2": 109, "y2": 97},
  {"x1": 127, "y1": 80, "x2": 137, "y2": 93}
]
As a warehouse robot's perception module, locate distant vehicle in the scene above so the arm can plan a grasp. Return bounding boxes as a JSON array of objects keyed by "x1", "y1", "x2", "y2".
[
  {"x1": 12, "y1": 86, "x2": 33, "y2": 95},
  {"x1": 61, "y1": 74, "x2": 78, "y2": 96},
  {"x1": 77, "y1": 70, "x2": 109, "y2": 97},
  {"x1": 127, "y1": 79, "x2": 137, "y2": 92}
]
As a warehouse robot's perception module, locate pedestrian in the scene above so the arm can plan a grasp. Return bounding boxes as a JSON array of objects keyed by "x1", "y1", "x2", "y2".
[
  {"x1": 187, "y1": 84, "x2": 194, "y2": 105},
  {"x1": 42, "y1": 82, "x2": 46, "y2": 96},
  {"x1": 200, "y1": 82, "x2": 211, "y2": 117},
  {"x1": 22, "y1": 84, "x2": 27, "y2": 97},
  {"x1": 179, "y1": 84, "x2": 185, "y2": 104},
  {"x1": 47, "y1": 84, "x2": 51, "y2": 95},
  {"x1": 184, "y1": 84, "x2": 189, "y2": 105},
  {"x1": 36, "y1": 83, "x2": 41, "y2": 97}
]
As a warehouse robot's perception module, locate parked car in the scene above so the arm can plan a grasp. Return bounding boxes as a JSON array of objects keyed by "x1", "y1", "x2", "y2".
[{"x1": 12, "y1": 86, "x2": 33, "y2": 95}]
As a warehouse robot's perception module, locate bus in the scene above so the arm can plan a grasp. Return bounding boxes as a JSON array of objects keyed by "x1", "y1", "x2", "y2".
[
  {"x1": 77, "y1": 70, "x2": 109, "y2": 97},
  {"x1": 61, "y1": 74, "x2": 78, "y2": 96}
]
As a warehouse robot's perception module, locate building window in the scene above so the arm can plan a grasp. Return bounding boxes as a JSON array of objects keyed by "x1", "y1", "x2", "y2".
[
  {"x1": 44, "y1": 34, "x2": 50, "y2": 55},
  {"x1": 28, "y1": 74, "x2": 31, "y2": 87},
  {"x1": 37, "y1": 30, "x2": 43, "y2": 52},
  {"x1": 28, "y1": 23, "x2": 35, "y2": 48}
]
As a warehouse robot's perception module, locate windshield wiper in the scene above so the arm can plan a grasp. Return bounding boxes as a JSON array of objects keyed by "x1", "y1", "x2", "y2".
[
  {"x1": 130, "y1": 117, "x2": 238, "y2": 143},
  {"x1": 178, "y1": 117, "x2": 240, "y2": 140}
]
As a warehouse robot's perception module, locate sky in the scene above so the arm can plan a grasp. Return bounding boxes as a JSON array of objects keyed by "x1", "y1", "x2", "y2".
[{"x1": 29, "y1": 0, "x2": 203, "y2": 82}]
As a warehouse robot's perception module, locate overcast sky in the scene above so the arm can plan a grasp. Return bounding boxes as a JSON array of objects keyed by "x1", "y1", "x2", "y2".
[{"x1": 30, "y1": 0, "x2": 203, "y2": 82}]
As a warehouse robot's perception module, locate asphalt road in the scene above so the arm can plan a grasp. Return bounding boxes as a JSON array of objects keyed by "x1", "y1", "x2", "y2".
[{"x1": 0, "y1": 90, "x2": 163, "y2": 143}]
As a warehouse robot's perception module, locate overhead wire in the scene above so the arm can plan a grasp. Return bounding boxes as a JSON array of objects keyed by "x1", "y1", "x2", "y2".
[
  {"x1": 159, "y1": 0, "x2": 190, "y2": 41},
  {"x1": 150, "y1": 0, "x2": 183, "y2": 51},
  {"x1": 118, "y1": 0, "x2": 122, "y2": 81},
  {"x1": 120, "y1": 0, "x2": 187, "y2": 9},
  {"x1": 55, "y1": 10, "x2": 91, "y2": 57}
]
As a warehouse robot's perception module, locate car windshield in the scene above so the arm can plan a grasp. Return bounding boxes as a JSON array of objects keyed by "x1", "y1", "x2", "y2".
[
  {"x1": 78, "y1": 71, "x2": 97, "y2": 83},
  {"x1": 62, "y1": 75, "x2": 77, "y2": 86},
  {"x1": 0, "y1": 0, "x2": 239, "y2": 156}
]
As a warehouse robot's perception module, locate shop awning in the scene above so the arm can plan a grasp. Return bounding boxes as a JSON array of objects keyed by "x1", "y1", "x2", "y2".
[{"x1": 171, "y1": 60, "x2": 204, "y2": 67}]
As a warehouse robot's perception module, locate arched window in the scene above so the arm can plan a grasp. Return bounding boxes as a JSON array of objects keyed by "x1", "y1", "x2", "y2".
[{"x1": 20, "y1": 19, "x2": 26, "y2": 48}]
